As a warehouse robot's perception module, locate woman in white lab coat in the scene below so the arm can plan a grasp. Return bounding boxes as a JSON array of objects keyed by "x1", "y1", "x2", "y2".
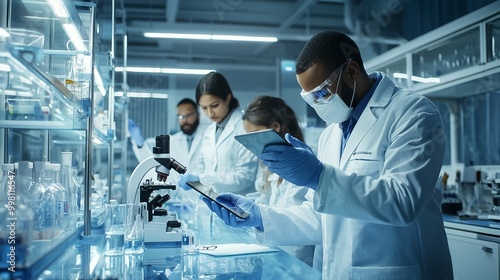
[
  {"x1": 241, "y1": 96, "x2": 321, "y2": 268},
  {"x1": 179, "y1": 72, "x2": 258, "y2": 195}
]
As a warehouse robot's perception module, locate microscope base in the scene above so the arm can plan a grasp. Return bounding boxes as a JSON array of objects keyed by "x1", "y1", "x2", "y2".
[{"x1": 144, "y1": 215, "x2": 182, "y2": 243}]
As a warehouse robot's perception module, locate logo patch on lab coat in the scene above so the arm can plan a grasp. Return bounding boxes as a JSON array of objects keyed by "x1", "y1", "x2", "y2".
[{"x1": 352, "y1": 151, "x2": 372, "y2": 156}]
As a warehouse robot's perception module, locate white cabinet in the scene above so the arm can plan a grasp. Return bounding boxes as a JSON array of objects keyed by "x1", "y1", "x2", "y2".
[{"x1": 446, "y1": 228, "x2": 500, "y2": 280}]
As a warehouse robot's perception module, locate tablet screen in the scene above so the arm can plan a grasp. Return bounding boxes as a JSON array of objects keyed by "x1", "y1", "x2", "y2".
[
  {"x1": 234, "y1": 129, "x2": 290, "y2": 157},
  {"x1": 186, "y1": 181, "x2": 250, "y2": 219}
]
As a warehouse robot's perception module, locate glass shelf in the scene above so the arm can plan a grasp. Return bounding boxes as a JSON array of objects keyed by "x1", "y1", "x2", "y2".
[
  {"x1": 371, "y1": 56, "x2": 407, "y2": 88},
  {"x1": 412, "y1": 27, "x2": 480, "y2": 83},
  {"x1": 0, "y1": 43, "x2": 86, "y2": 129},
  {"x1": 364, "y1": 2, "x2": 500, "y2": 98},
  {"x1": 0, "y1": 1, "x2": 107, "y2": 278},
  {"x1": 486, "y1": 16, "x2": 500, "y2": 63}
]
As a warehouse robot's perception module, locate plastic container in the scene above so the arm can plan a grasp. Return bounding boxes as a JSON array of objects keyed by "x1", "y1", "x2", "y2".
[{"x1": 6, "y1": 98, "x2": 43, "y2": 120}]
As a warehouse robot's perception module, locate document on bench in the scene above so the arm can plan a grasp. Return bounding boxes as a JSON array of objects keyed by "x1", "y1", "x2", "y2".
[{"x1": 197, "y1": 243, "x2": 279, "y2": 256}]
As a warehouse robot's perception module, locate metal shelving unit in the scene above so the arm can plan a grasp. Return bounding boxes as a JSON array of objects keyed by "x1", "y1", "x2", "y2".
[{"x1": 0, "y1": 0, "x2": 113, "y2": 278}]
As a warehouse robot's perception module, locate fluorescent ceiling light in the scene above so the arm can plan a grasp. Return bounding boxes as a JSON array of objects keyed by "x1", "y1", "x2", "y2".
[
  {"x1": 144, "y1": 32, "x2": 211, "y2": 40},
  {"x1": 393, "y1": 73, "x2": 440, "y2": 84},
  {"x1": 114, "y1": 91, "x2": 169, "y2": 99},
  {"x1": 48, "y1": 0, "x2": 87, "y2": 52},
  {"x1": 115, "y1": 66, "x2": 161, "y2": 73},
  {"x1": 151, "y1": 93, "x2": 168, "y2": 99},
  {"x1": 62, "y1": 23, "x2": 87, "y2": 52},
  {"x1": 161, "y1": 68, "x2": 213, "y2": 75},
  {"x1": 47, "y1": 0, "x2": 68, "y2": 18},
  {"x1": 144, "y1": 32, "x2": 278, "y2": 42},
  {"x1": 115, "y1": 67, "x2": 214, "y2": 75},
  {"x1": 211, "y1": 35, "x2": 278, "y2": 42}
]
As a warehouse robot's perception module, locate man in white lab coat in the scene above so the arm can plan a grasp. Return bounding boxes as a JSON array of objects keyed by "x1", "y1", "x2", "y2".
[
  {"x1": 204, "y1": 31, "x2": 454, "y2": 280},
  {"x1": 169, "y1": 98, "x2": 207, "y2": 186}
]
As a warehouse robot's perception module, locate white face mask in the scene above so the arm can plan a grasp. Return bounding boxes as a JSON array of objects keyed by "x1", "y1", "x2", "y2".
[
  {"x1": 300, "y1": 65, "x2": 357, "y2": 124},
  {"x1": 312, "y1": 88, "x2": 355, "y2": 123}
]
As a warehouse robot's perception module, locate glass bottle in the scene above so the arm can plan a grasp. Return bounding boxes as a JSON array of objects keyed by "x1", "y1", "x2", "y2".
[
  {"x1": 61, "y1": 152, "x2": 77, "y2": 227},
  {"x1": 10, "y1": 161, "x2": 34, "y2": 267},
  {"x1": 473, "y1": 170, "x2": 483, "y2": 214},
  {"x1": 71, "y1": 169, "x2": 83, "y2": 223},
  {"x1": 32, "y1": 161, "x2": 57, "y2": 240},
  {"x1": 44, "y1": 163, "x2": 66, "y2": 232},
  {"x1": 52, "y1": 163, "x2": 71, "y2": 230}
]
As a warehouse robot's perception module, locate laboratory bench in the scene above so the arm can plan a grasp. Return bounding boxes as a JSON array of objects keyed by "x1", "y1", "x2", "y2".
[
  {"x1": 443, "y1": 214, "x2": 500, "y2": 280},
  {"x1": 7, "y1": 201, "x2": 321, "y2": 280}
]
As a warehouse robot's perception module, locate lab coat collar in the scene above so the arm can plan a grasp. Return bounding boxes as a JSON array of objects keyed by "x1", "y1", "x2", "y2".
[
  {"x1": 339, "y1": 72, "x2": 396, "y2": 169},
  {"x1": 216, "y1": 107, "x2": 243, "y2": 148}
]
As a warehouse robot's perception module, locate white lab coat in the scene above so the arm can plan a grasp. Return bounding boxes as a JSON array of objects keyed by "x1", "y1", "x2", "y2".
[
  {"x1": 258, "y1": 172, "x2": 319, "y2": 268},
  {"x1": 198, "y1": 108, "x2": 259, "y2": 195},
  {"x1": 168, "y1": 124, "x2": 208, "y2": 185},
  {"x1": 257, "y1": 73, "x2": 453, "y2": 280}
]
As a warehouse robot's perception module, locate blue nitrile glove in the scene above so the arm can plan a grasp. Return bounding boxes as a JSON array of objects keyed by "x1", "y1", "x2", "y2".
[
  {"x1": 128, "y1": 119, "x2": 144, "y2": 148},
  {"x1": 260, "y1": 133, "x2": 323, "y2": 190},
  {"x1": 178, "y1": 173, "x2": 200, "y2": 190},
  {"x1": 201, "y1": 193, "x2": 264, "y2": 231}
]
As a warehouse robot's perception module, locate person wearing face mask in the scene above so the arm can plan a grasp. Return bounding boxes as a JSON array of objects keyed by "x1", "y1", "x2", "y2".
[
  {"x1": 203, "y1": 31, "x2": 453, "y2": 280},
  {"x1": 168, "y1": 98, "x2": 208, "y2": 189},
  {"x1": 178, "y1": 72, "x2": 259, "y2": 195}
]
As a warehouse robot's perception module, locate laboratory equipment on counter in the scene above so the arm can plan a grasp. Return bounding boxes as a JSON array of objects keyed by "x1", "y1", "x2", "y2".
[
  {"x1": 441, "y1": 171, "x2": 462, "y2": 215},
  {"x1": 459, "y1": 166, "x2": 494, "y2": 217},
  {"x1": 127, "y1": 135, "x2": 187, "y2": 243}
]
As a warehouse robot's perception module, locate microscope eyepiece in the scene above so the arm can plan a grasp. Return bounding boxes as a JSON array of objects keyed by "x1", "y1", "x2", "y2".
[{"x1": 153, "y1": 135, "x2": 170, "y2": 154}]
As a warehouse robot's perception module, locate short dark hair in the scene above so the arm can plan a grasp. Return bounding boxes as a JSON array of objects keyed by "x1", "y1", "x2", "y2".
[
  {"x1": 177, "y1": 98, "x2": 198, "y2": 111},
  {"x1": 195, "y1": 72, "x2": 239, "y2": 110},
  {"x1": 296, "y1": 31, "x2": 364, "y2": 75},
  {"x1": 242, "y1": 96, "x2": 304, "y2": 142}
]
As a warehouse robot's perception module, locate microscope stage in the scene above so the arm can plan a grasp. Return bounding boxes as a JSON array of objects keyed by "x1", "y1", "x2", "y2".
[{"x1": 144, "y1": 214, "x2": 183, "y2": 243}]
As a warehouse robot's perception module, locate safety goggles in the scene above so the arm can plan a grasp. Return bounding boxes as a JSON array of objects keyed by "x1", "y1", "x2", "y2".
[
  {"x1": 177, "y1": 112, "x2": 197, "y2": 120},
  {"x1": 300, "y1": 60, "x2": 349, "y2": 104}
]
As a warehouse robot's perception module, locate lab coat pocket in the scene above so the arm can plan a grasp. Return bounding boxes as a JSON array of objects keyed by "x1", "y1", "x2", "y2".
[
  {"x1": 346, "y1": 159, "x2": 382, "y2": 178},
  {"x1": 351, "y1": 265, "x2": 421, "y2": 280}
]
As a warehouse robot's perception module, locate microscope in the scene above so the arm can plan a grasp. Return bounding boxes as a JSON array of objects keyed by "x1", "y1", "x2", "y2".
[{"x1": 127, "y1": 135, "x2": 187, "y2": 243}]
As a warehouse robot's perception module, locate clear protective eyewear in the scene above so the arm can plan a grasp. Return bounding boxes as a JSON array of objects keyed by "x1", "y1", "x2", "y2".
[
  {"x1": 300, "y1": 60, "x2": 349, "y2": 104},
  {"x1": 196, "y1": 245, "x2": 217, "y2": 251},
  {"x1": 177, "y1": 112, "x2": 197, "y2": 121}
]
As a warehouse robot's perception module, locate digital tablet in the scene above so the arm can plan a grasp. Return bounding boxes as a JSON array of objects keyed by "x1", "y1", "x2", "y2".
[
  {"x1": 186, "y1": 181, "x2": 250, "y2": 219},
  {"x1": 234, "y1": 129, "x2": 291, "y2": 157}
]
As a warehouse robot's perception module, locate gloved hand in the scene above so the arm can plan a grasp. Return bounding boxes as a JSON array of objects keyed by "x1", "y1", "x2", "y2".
[
  {"x1": 260, "y1": 133, "x2": 323, "y2": 189},
  {"x1": 201, "y1": 193, "x2": 264, "y2": 231},
  {"x1": 128, "y1": 119, "x2": 144, "y2": 148},
  {"x1": 178, "y1": 173, "x2": 200, "y2": 190}
]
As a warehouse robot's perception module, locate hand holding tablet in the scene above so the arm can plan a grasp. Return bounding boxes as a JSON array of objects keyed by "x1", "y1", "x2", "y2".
[
  {"x1": 234, "y1": 129, "x2": 291, "y2": 157},
  {"x1": 186, "y1": 181, "x2": 250, "y2": 219}
]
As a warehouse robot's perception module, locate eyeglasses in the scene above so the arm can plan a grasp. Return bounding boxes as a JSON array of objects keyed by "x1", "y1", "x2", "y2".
[
  {"x1": 300, "y1": 60, "x2": 349, "y2": 104},
  {"x1": 177, "y1": 112, "x2": 197, "y2": 121},
  {"x1": 196, "y1": 245, "x2": 217, "y2": 251}
]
